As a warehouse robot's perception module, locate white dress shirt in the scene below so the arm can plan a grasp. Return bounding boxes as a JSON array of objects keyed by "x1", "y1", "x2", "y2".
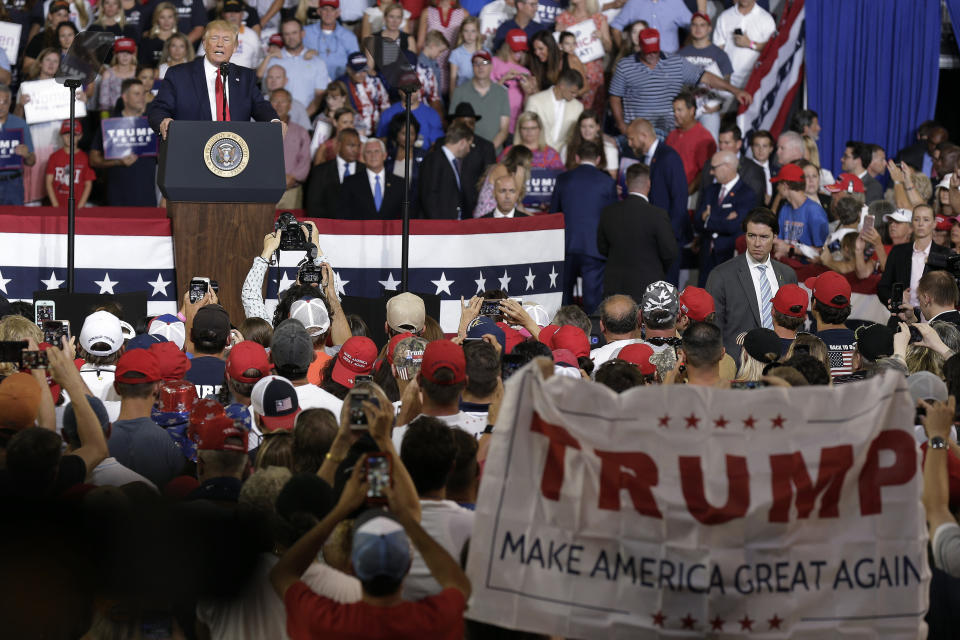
[
  {"x1": 644, "y1": 138, "x2": 659, "y2": 166},
  {"x1": 910, "y1": 241, "x2": 932, "y2": 307},
  {"x1": 336, "y1": 155, "x2": 356, "y2": 183},
  {"x1": 745, "y1": 250, "x2": 779, "y2": 316},
  {"x1": 203, "y1": 57, "x2": 229, "y2": 121},
  {"x1": 493, "y1": 208, "x2": 516, "y2": 218},
  {"x1": 627, "y1": 192, "x2": 649, "y2": 201}
]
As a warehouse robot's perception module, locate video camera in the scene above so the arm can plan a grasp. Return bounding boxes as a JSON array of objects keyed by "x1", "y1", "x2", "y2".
[
  {"x1": 925, "y1": 252, "x2": 960, "y2": 281},
  {"x1": 297, "y1": 245, "x2": 323, "y2": 285}
]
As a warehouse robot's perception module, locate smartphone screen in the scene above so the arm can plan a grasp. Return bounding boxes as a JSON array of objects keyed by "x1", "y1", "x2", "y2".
[
  {"x1": 366, "y1": 454, "x2": 391, "y2": 503},
  {"x1": 35, "y1": 301, "x2": 55, "y2": 326}
]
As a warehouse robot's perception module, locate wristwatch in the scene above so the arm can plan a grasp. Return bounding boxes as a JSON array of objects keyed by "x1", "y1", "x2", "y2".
[{"x1": 930, "y1": 436, "x2": 948, "y2": 450}]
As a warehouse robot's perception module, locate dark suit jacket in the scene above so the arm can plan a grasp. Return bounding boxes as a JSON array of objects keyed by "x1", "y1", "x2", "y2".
[
  {"x1": 549, "y1": 164, "x2": 618, "y2": 258},
  {"x1": 337, "y1": 169, "x2": 403, "y2": 220},
  {"x1": 705, "y1": 254, "x2": 798, "y2": 359},
  {"x1": 876, "y1": 242, "x2": 950, "y2": 306},
  {"x1": 861, "y1": 172, "x2": 883, "y2": 204},
  {"x1": 447, "y1": 134, "x2": 495, "y2": 216},
  {"x1": 648, "y1": 141, "x2": 691, "y2": 244},
  {"x1": 417, "y1": 146, "x2": 464, "y2": 219},
  {"x1": 597, "y1": 194, "x2": 678, "y2": 301},
  {"x1": 147, "y1": 58, "x2": 278, "y2": 131},
  {"x1": 746, "y1": 157, "x2": 777, "y2": 205},
  {"x1": 304, "y1": 159, "x2": 365, "y2": 218},
  {"x1": 693, "y1": 179, "x2": 757, "y2": 264},
  {"x1": 930, "y1": 309, "x2": 960, "y2": 327},
  {"x1": 699, "y1": 157, "x2": 764, "y2": 212}
]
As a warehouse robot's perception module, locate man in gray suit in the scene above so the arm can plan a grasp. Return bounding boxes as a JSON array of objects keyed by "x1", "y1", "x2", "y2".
[{"x1": 705, "y1": 208, "x2": 798, "y2": 362}]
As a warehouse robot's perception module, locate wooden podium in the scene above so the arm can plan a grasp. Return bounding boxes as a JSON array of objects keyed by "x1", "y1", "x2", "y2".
[{"x1": 158, "y1": 121, "x2": 286, "y2": 322}]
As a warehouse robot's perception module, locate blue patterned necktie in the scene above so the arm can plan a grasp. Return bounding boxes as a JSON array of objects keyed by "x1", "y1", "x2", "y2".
[
  {"x1": 756, "y1": 264, "x2": 774, "y2": 329},
  {"x1": 374, "y1": 175, "x2": 383, "y2": 211},
  {"x1": 343, "y1": 162, "x2": 351, "y2": 179}
]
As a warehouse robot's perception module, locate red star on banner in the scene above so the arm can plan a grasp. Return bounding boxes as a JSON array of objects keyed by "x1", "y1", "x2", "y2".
[
  {"x1": 714, "y1": 415, "x2": 728, "y2": 428},
  {"x1": 743, "y1": 415, "x2": 756, "y2": 429},
  {"x1": 681, "y1": 614, "x2": 697, "y2": 630},
  {"x1": 651, "y1": 610, "x2": 667, "y2": 627},
  {"x1": 710, "y1": 616, "x2": 725, "y2": 631},
  {"x1": 658, "y1": 415, "x2": 670, "y2": 428},
  {"x1": 685, "y1": 413, "x2": 700, "y2": 428},
  {"x1": 771, "y1": 414, "x2": 786, "y2": 428},
  {"x1": 767, "y1": 614, "x2": 783, "y2": 630},
  {"x1": 739, "y1": 614, "x2": 754, "y2": 631}
]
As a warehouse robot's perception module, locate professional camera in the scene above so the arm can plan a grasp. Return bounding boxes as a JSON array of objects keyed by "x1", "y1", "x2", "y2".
[
  {"x1": 297, "y1": 246, "x2": 323, "y2": 285},
  {"x1": 275, "y1": 211, "x2": 311, "y2": 251},
  {"x1": 926, "y1": 252, "x2": 960, "y2": 280}
]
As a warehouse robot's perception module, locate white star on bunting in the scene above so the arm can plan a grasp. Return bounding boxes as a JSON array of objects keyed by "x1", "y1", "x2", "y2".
[
  {"x1": 0, "y1": 269, "x2": 10, "y2": 294},
  {"x1": 498, "y1": 269, "x2": 512, "y2": 292},
  {"x1": 474, "y1": 270, "x2": 487, "y2": 293},
  {"x1": 379, "y1": 272, "x2": 400, "y2": 291},
  {"x1": 41, "y1": 271, "x2": 65, "y2": 290},
  {"x1": 335, "y1": 271, "x2": 349, "y2": 296},
  {"x1": 524, "y1": 267, "x2": 536, "y2": 291},
  {"x1": 548, "y1": 266, "x2": 559, "y2": 288},
  {"x1": 147, "y1": 273, "x2": 170, "y2": 297},
  {"x1": 431, "y1": 272, "x2": 454, "y2": 295},
  {"x1": 277, "y1": 270, "x2": 296, "y2": 294},
  {"x1": 94, "y1": 272, "x2": 118, "y2": 295}
]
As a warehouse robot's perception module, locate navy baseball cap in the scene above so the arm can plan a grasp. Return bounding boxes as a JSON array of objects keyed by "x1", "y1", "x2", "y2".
[{"x1": 466, "y1": 316, "x2": 505, "y2": 352}]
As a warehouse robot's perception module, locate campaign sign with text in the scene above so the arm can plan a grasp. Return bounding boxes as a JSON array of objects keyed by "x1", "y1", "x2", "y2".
[
  {"x1": 523, "y1": 168, "x2": 560, "y2": 208},
  {"x1": 536, "y1": 0, "x2": 568, "y2": 28},
  {"x1": 552, "y1": 18, "x2": 604, "y2": 63},
  {"x1": 465, "y1": 368, "x2": 929, "y2": 638},
  {"x1": 0, "y1": 129, "x2": 24, "y2": 170},
  {"x1": 101, "y1": 117, "x2": 158, "y2": 159},
  {"x1": 21, "y1": 79, "x2": 87, "y2": 124},
  {"x1": 0, "y1": 22, "x2": 21, "y2": 65}
]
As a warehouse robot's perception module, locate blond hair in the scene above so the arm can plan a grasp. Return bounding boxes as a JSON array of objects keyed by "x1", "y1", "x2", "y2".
[
  {"x1": 204, "y1": 19, "x2": 239, "y2": 39},
  {"x1": 148, "y1": 2, "x2": 177, "y2": 37},
  {"x1": 94, "y1": 0, "x2": 125, "y2": 28},
  {"x1": 513, "y1": 111, "x2": 546, "y2": 149},
  {"x1": 0, "y1": 315, "x2": 43, "y2": 377},
  {"x1": 456, "y1": 16, "x2": 480, "y2": 47}
]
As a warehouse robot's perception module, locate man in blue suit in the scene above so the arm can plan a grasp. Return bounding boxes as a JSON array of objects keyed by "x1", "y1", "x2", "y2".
[
  {"x1": 694, "y1": 150, "x2": 757, "y2": 286},
  {"x1": 627, "y1": 118, "x2": 689, "y2": 285},
  {"x1": 148, "y1": 20, "x2": 283, "y2": 140},
  {"x1": 549, "y1": 140, "x2": 619, "y2": 313}
]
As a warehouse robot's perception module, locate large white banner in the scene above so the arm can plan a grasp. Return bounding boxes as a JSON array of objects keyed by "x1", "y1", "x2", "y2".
[
  {"x1": 466, "y1": 367, "x2": 929, "y2": 638},
  {"x1": 552, "y1": 19, "x2": 604, "y2": 64},
  {"x1": 21, "y1": 78, "x2": 87, "y2": 124}
]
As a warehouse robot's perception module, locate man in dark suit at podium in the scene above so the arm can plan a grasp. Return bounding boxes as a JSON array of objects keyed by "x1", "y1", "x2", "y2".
[
  {"x1": 147, "y1": 20, "x2": 283, "y2": 139},
  {"x1": 338, "y1": 139, "x2": 402, "y2": 219}
]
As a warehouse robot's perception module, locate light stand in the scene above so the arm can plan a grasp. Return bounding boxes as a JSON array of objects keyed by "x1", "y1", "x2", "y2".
[{"x1": 64, "y1": 78, "x2": 81, "y2": 293}]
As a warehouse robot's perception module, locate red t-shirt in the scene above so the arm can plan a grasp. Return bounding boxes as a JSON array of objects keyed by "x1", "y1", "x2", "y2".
[
  {"x1": 665, "y1": 122, "x2": 717, "y2": 187},
  {"x1": 44, "y1": 148, "x2": 95, "y2": 203},
  {"x1": 284, "y1": 581, "x2": 466, "y2": 640}
]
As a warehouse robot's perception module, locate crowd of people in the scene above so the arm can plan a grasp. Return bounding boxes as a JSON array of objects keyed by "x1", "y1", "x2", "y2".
[{"x1": 4, "y1": 0, "x2": 960, "y2": 637}]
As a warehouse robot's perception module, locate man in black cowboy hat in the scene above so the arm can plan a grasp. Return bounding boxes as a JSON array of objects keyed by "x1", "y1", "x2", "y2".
[
  {"x1": 439, "y1": 102, "x2": 496, "y2": 216},
  {"x1": 450, "y1": 50, "x2": 511, "y2": 149}
]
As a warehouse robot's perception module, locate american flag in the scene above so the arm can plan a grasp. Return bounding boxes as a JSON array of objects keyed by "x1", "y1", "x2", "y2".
[
  {"x1": 827, "y1": 346, "x2": 854, "y2": 377},
  {"x1": 267, "y1": 216, "x2": 567, "y2": 333}
]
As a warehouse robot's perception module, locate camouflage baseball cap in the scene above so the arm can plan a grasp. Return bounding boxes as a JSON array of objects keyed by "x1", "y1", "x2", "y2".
[
  {"x1": 641, "y1": 280, "x2": 679, "y2": 317},
  {"x1": 392, "y1": 336, "x2": 428, "y2": 381}
]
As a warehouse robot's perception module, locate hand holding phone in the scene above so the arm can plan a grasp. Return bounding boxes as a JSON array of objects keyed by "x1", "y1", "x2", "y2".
[
  {"x1": 365, "y1": 452, "x2": 392, "y2": 505},
  {"x1": 888, "y1": 283, "x2": 905, "y2": 313}
]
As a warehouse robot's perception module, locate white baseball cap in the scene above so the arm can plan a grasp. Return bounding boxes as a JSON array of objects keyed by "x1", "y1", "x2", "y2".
[
  {"x1": 79, "y1": 310, "x2": 123, "y2": 356},
  {"x1": 883, "y1": 208, "x2": 913, "y2": 224},
  {"x1": 290, "y1": 298, "x2": 331, "y2": 336},
  {"x1": 148, "y1": 314, "x2": 186, "y2": 349}
]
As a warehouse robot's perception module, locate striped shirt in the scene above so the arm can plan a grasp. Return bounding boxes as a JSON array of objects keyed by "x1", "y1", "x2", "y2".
[{"x1": 609, "y1": 55, "x2": 704, "y2": 135}]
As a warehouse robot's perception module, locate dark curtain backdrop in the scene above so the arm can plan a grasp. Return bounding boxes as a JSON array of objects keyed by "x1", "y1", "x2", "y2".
[{"x1": 806, "y1": 0, "x2": 940, "y2": 175}]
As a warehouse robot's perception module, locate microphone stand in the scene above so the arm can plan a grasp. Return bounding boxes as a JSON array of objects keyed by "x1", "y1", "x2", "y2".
[
  {"x1": 64, "y1": 78, "x2": 81, "y2": 293},
  {"x1": 400, "y1": 89, "x2": 412, "y2": 292}
]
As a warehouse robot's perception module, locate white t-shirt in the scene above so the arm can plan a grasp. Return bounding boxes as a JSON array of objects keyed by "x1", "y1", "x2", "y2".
[
  {"x1": 401, "y1": 500, "x2": 474, "y2": 601},
  {"x1": 91, "y1": 457, "x2": 158, "y2": 491},
  {"x1": 391, "y1": 412, "x2": 487, "y2": 450},
  {"x1": 197, "y1": 554, "x2": 361, "y2": 640},
  {"x1": 590, "y1": 338, "x2": 640, "y2": 368},
  {"x1": 64, "y1": 365, "x2": 122, "y2": 421},
  {"x1": 296, "y1": 384, "x2": 344, "y2": 417},
  {"x1": 712, "y1": 2, "x2": 777, "y2": 87}
]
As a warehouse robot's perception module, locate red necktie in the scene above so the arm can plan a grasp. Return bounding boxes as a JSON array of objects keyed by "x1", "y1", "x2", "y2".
[{"x1": 215, "y1": 69, "x2": 230, "y2": 121}]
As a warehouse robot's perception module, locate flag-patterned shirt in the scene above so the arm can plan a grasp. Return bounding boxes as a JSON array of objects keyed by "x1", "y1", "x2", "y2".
[{"x1": 817, "y1": 328, "x2": 856, "y2": 378}]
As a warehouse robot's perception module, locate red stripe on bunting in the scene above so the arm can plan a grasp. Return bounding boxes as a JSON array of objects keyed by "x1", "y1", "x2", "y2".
[
  {"x1": 281, "y1": 213, "x2": 567, "y2": 236},
  {"x1": 0, "y1": 207, "x2": 171, "y2": 236}
]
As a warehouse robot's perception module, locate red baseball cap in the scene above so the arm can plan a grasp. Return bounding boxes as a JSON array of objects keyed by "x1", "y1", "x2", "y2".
[
  {"x1": 771, "y1": 284, "x2": 809, "y2": 318},
  {"x1": 551, "y1": 325, "x2": 590, "y2": 358},
  {"x1": 825, "y1": 172, "x2": 865, "y2": 194},
  {"x1": 495, "y1": 321, "x2": 525, "y2": 354},
  {"x1": 691, "y1": 11, "x2": 711, "y2": 25},
  {"x1": 149, "y1": 341, "x2": 189, "y2": 381},
  {"x1": 269, "y1": 34, "x2": 283, "y2": 47},
  {"x1": 113, "y1": 37, "x2": 136, "y2": 54},
  {"x1": 538, "y1": 324, "x2": 561, "y2": 347},
  {"x1": 190, "y1": 398, "x2": 249, "y2": 453},
  {"x1": 115, "y1": 349, "x2": 161, "y2": 384},
  {"x1": 937, "y1": 215, "x2": 957, "y2": 231},
  {"x1": 771, "y1": 163, "x2": 805, "y2": 183},
  {"x1": 804, "y1": 271, "x2": 852, "y2": 308},
  {"x1": 420, "y1": 339, "x2": 466, "y2": 385},
  {"x1": 552, "y1": 348, "x2": 578, "y2": 368},
  {"x1": 617, "y1": 343, "x2": 656, "y2": 376},
  {"x1": 331, "y1": 336, "x2": 377, "y2": 388},
  {"x1": 639, "y1": 28, "x2": 660, "y2": 54},
  {"x1": 226, "y1": 340, "x2": 272, "y2": 384},
  {"x1": 679, "y1": 286, "x2": 715, "y2": 322},
  {"x1": 472, "y1": 50, "x2": 493, "y2": 63},
  {"x1": 59, "y1": 119, "x2": 82, "y2": 136},
  {"x1": 318, "y1": 0, "x2": 338, "y2": 7},
  {"x1": 506, "y1": 28, "x2": 528, "y2": 52}
]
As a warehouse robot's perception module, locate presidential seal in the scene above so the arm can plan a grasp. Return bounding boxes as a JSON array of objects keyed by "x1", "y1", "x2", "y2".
[{"x1": 203, "y1": 131, "x2": 249, "y2": 178}]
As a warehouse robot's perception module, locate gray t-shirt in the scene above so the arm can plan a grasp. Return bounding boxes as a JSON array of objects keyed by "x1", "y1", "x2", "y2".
[{"x1": 108, "y1": 416, "x2": 186, "y2": 489}]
